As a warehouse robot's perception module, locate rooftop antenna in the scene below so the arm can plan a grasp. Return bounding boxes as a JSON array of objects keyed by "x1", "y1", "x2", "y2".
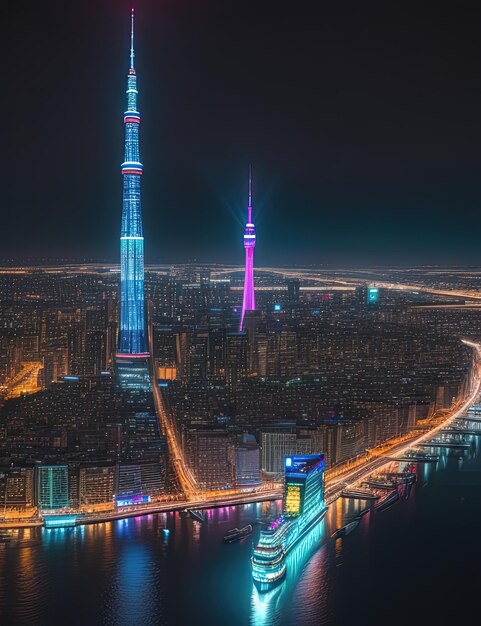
[
  {"x1": 130, "y1": 4, "x2": 135, "y2": 69},
  {"x1": 248, "y1": 164, "x2": 253, "y2": 224}
]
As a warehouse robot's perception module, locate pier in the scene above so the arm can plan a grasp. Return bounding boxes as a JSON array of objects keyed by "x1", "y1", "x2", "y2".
[
  {"x1": 439, "y1": 428, "x2": 479, "y2": 435},
  {"x1": 418, "y1": 441, "x2": 470, "y2": 449},
  {"x1": 341, "y1": 489, "x2": 380, "y2": 500}
]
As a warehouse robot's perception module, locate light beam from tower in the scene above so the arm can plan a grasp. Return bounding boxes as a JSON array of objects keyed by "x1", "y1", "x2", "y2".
[{"x1": 240, "y1": 165, "x2": 256, "y2": 330}]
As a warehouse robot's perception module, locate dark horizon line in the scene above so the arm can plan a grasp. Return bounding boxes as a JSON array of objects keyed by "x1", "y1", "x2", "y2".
[{"x1": 1, "y1": 258, "x2": 481, "y2": 271}]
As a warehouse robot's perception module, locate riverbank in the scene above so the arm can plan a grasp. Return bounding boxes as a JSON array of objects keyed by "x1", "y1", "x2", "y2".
[{"x1": 2, "y1": 438, "x2": 481, "y2": 626}]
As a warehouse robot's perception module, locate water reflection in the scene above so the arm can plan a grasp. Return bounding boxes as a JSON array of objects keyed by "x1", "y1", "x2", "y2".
[
  {"x1": 250, "y1": 495, "x2": 366, "y2": 626},
  {"x1": 0, "y1": 437, "x2": 480, "y2": 625},
  {"x1": 108, "y1": 541, "x2": 160, "y2": 626}
]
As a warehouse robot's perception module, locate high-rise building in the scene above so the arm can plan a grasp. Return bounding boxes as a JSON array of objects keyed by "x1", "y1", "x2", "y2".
[
  {"x1": 0, "y1": 468, "x2": 34, "y2": 509},
  {"x1": 35, "y1": 465, "x2": 69, "y2": 510},
  {"x1": 240, "y1": 166, "x2": 256, "y2": 330},
  {"x1": 234, "y1": 444, "x2": 261, "y2": 485},
  {"x1": 153, "y1": 327, "x2": 177, "y2": 380},
  {"x1": 114, "y1": 462, "x2": 165, "y2": 506},
  {"x1": 279, "y1": 330, "x2": 298, "y2": 379},
  {"x1": 185, "y1": 427, "x2": 233, "y2": 489},
  {"x1": 116, "y1": 463, "x2": 142, "y2": 502},
  {"x1": 260, "y1": 428, "x2": 319, "y2": 475},
  {"x1": 225, "y1": 332, "x2": 248, "y2": 392},
  {"x1": 367, "y1": 286, "x2": 379, "y2": 305},
  {"x1": 116, "y1": 7, "x2": 150, "y2": 390},
  {"x1": 261, "y1": 429, "x2": 297, "y2": 475},
  {"x1": 79, "y1": 466, "x2": 115, "y2": 507},
  {"x1": 286, "y1": 278, "x2": 301, "y2": 304}
]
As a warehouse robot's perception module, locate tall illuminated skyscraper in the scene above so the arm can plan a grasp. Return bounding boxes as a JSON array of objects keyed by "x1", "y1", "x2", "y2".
[
  {"x1": 116, "y1": 6, "x2": 150, "y2": 390},
  {"x1": 239, "y1": 166, "x2": 256, "y2": 331}
]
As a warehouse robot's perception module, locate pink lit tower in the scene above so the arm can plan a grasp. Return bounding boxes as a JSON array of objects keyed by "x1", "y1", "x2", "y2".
[{"x1": 240, "y1": 166, "x2": 256, "y2": 331}]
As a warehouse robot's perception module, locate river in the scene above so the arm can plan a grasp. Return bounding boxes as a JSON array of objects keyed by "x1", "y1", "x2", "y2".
[{"x1": 1, "y1": 438, "x2": 480, "y2": 625}]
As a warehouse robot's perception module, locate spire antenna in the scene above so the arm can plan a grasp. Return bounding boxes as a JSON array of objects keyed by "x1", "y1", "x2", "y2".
[
  {"x1": 130, "y1": 4, "x2": 135, "y2": 69},
  {"x1": 248, "y1": 164, "x2": 252, "y2": 223}
]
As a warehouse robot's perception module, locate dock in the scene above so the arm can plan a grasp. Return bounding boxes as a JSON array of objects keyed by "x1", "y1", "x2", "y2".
[{"x1": 341, "y1": 489, "x2": 379, "y2": 500}]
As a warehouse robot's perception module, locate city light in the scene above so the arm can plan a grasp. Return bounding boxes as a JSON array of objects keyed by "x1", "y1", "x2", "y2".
[
  {"x1": 44, "y1": 515, "x2": 77, "y2": 528},
  {"x1": 3, "y1": 1, "x2": 481, "y2": 623}
]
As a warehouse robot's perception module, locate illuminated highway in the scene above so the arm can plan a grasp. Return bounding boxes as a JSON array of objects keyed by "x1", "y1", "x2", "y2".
[
  {"x1": 150, "y1": 359, "x2": 199, "y2": 498},
  {"x1": 255, "y1": 268, "x2": 481, "y2": 301},
  {"x1": 4, "y1": 262, "x2": 481, "y2": 301},
  {"x1": 5, "y1": 361, "x2": 42, "y2": 399},
  {"x1": 5, "y1": 262, "x2": 481, "y2": 300},
  {"x1": 213, "y1": 265, "x2": 481, "y2": 301}
]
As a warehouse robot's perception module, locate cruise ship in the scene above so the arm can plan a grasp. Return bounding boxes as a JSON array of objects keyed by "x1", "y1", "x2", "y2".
[{"x1": 252, "y1": 454, "x2": 328, "y2": 591}]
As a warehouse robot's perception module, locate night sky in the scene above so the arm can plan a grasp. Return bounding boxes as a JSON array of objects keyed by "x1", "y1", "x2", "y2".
[{"x1": 6, "y1": 1, "x2": 481, "y2": 266}]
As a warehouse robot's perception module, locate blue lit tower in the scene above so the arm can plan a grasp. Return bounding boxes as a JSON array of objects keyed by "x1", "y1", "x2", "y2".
[{"x1": 116, "y1": 6, "x2": 150, "y2": 390}]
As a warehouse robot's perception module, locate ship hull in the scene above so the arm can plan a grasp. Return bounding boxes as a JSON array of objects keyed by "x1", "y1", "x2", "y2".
[
  {"x1": 253, "y1": 565, "x2": 286, "y2": 592},
  {"x1": 253, "y1": 506, "x2": 328, "y2": 592}
]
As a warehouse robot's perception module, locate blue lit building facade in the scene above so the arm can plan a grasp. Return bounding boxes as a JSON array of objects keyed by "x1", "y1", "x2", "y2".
[
  {"x1": 283, "y1": 455, "x2": 325, "y2": 518},
  {"x1": 116, "y1": 7, "x2": 150, "y2": 391},
  {"x1": 35, "y1": 465, "x2": 69, "y2": 510},
  {"x1": 367, "y1": 286, "x2": 379, "y2": 305}
]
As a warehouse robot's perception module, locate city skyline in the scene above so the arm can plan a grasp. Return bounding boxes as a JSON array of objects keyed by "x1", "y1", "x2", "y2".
[
  {"x1": 3, "y1": 4, "x2": 481, "y2": 623},
  {"x1": 6, "y1": 1, "x2": 481, "y2": 266}
]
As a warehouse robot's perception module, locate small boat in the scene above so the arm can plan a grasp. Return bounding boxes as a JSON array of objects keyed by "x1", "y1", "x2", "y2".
[
  {"x1": 405, "y1": 453, "x2": 439, "y2": 463},
  {"x1": 375, "y1": 489, "x2": 399, "y2": 512},
  {"x1": 333, "y1": 518, "x2": 360, "y2": 539},
  {"x1": 386, "y1": 472, "x2": 416, "y2": 484},
  {"x1": 223, "y1": 524, "x2": 252, "y2": 543},
  {"x1": 188, "y1": 509, "x2": 205, "y2": 523},
  {"x1": 403, "y1": 483, "x2": 413, "y2": 500},
  {"x1": 419, "y1": 441, "x2": 470, "y2": 449}
]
